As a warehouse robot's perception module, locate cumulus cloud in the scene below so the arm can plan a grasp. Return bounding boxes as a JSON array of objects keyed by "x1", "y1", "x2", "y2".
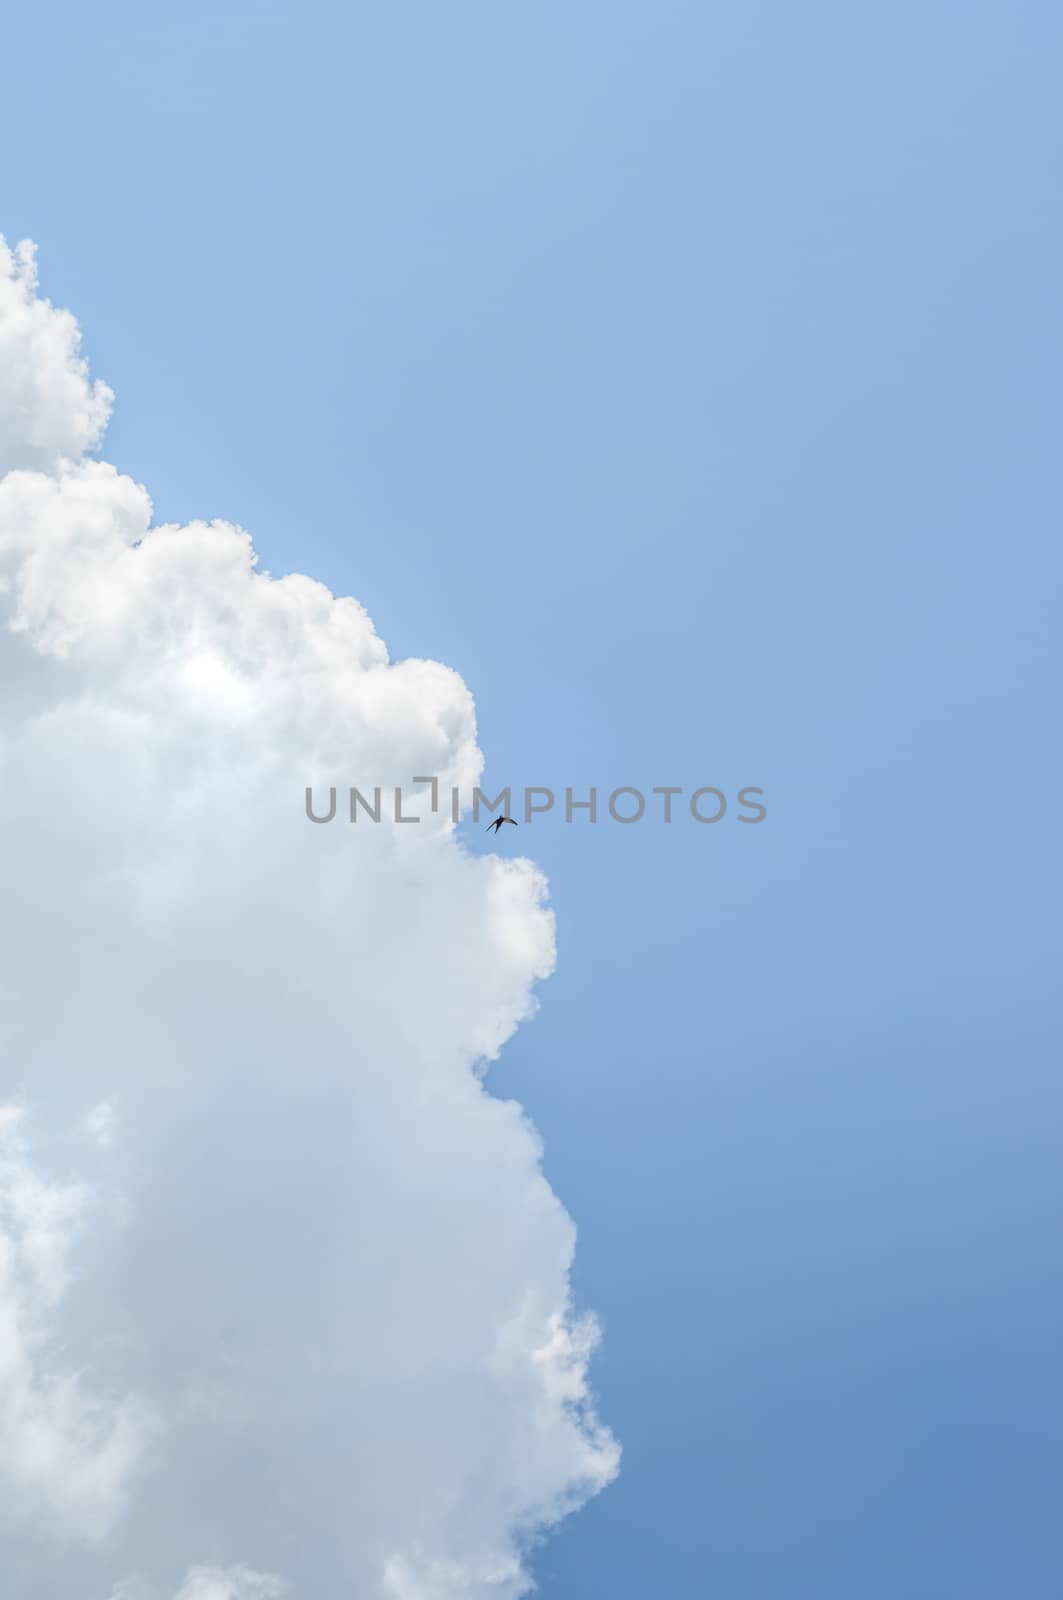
[{"x1": 0, "y1": 239, "x2": 617, "y2": 1599}]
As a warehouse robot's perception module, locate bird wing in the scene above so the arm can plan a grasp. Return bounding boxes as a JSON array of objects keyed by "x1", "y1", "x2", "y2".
[{"x1": 504, "y1": 817, "x2": 518, "y2": 825}]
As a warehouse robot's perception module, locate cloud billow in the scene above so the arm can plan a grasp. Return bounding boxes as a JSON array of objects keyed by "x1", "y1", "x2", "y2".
[{"x1": 0, "y1": 238, "x2": 617, "y2": 1600}]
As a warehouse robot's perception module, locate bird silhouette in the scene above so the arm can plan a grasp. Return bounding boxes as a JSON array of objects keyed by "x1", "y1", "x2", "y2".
[{"x1": 486, "y1": 816, "x2": 518, "y2": 834}]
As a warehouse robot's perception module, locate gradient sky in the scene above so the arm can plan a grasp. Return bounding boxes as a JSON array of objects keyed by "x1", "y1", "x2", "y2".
[{"x1": 5, "y1": 2, "x2": 1062, "y2": 1595}]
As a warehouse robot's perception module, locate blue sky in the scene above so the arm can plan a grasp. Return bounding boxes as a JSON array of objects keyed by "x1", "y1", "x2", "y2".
[{"x1": 5, "y1": 2, "x2": 1062, "y2": 1595}]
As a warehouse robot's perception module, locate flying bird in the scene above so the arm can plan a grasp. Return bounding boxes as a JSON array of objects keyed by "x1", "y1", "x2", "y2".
[{"x1": 486, "y1": 816, "x2": 518, "y2": 833}]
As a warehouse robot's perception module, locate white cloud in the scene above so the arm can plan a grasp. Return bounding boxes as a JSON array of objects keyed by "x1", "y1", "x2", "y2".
[
  {"x1": 106, "y1": 1567, "x2": 283, "y2": 1600},
  {"x1": 0, "y1": 239, "x2": 617, "y2": 1599},
  {"x1": 0, "y1": 239, "x2": 112, "y2": 478},
  {"x1": 173, "y1": 1565, "x2": 285, "y2": 1600},
  {"x1": 85, "y1": 1102, "x2": 117, "y2": 1149},
  {"x1": 0, "y1": 1107, "x2": 151, "y2": 1543}
]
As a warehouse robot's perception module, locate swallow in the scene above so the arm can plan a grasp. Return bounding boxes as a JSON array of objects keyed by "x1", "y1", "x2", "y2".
[{"x1": 486, "y1": 816, "x2": 518, "y2": 834}]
